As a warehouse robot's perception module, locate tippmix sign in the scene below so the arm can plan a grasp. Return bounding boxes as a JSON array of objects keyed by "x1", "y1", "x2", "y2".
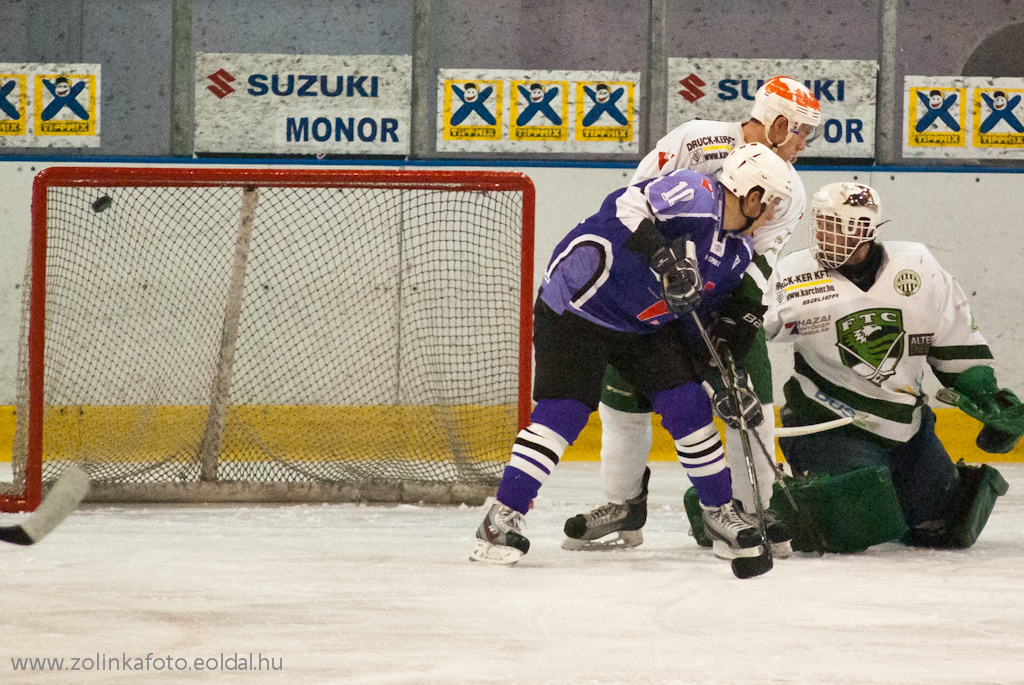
[
  {"x1": 0, "y1": 63, "x2": 101, "y2": 147},
  {"x1": 904, "y1": 76, "x2": 1024, "y2": 158},
  {"x1": 437, "y1": 69, "x2": 639, "y2": 154}
]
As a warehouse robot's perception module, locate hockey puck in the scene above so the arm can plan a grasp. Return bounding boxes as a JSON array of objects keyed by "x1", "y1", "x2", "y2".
[
  {"x1": 91, "y1": 195, "x2": 113, "y2": 213},
  {"x1": 731, "y1": 550, "x2": 773, "y2": 579}
]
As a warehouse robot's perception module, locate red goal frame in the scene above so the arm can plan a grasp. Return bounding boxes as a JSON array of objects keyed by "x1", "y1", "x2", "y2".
[{"x1": 4, "y1": 167, "x2": 535, "y2": 512}]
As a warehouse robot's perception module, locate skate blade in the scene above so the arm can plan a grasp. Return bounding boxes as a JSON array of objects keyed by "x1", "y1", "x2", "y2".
[
  {"x1": 711, "y1": 539, "x2": 764, "y2": 560},
  {"x1": 469, "y1": 539, "x2": 524, "y2": 565},
  {"x1": 561, "y1": 529, "x2": 643, "y2": 551},
  {"x1": 771, "y1": 540, "x2": 793, "y2": 559}
]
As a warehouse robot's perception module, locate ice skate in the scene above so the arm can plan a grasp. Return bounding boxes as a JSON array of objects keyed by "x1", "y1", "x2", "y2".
[
  {"x1": 562, "y1": 468, "x2": 648, "y2": 550},
  {"x1": 470, "y1": 502, "x2": 530, "y2": 565},
  {"x1": 736, "y1": 501, "x2": 793, "y2": 559},
  {"x1": 702, "y1": 500, "x2": 764, "y2": 560}
]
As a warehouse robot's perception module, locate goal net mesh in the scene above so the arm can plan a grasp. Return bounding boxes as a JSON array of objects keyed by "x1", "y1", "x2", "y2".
[{"x1": 7, "y1": 169, "x2": 532, "y2": 506}]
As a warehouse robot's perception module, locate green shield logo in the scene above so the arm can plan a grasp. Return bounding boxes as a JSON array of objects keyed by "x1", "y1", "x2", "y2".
[{"x1": 835, "y1": 308, "x2": 905, "y2": 386}]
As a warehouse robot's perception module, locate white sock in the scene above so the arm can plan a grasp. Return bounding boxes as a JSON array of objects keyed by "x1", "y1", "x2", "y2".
[{"x1": 598, "y1": 403, "x2": 652, "y2": 503}]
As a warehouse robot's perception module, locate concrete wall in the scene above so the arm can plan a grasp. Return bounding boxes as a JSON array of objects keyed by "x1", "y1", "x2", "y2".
[
  {"x1": 2, "y1": 160, "x2": 1022, "y2": 407},
  {"x1": 1, "y1": 0, "x2": 1022, "y2": 161}
]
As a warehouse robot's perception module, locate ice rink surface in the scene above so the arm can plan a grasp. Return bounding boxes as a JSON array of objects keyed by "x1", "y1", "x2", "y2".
[{"x1": 2, "y1": 461, "x2": 1023, "y2": 685}]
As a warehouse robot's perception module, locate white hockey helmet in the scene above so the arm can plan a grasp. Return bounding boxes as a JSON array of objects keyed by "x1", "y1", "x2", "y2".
[
  {"x1": 810, "y1": 182, "x2": 881, "y2": 269},
  {"x1": 750, "y1": 76, "x2": 822, "y2": 143},
  {"x1": 719, "y1": 142, "x2": 794, "y2": 208}
]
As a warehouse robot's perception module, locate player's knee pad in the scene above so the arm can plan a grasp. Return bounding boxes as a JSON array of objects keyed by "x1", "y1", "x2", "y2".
[
  {"x1": 598, "y1": 403, "x2": 653, "y2": 502},
  {"x1": 529, "y1": 398, "x2": 591, "y2": 445},
  {"x1": 650, "y1": 382, "x2": 713, "y2": 439},
  {"x1": 903, "y1": 461, "x2": 1009, "y2": 549}
]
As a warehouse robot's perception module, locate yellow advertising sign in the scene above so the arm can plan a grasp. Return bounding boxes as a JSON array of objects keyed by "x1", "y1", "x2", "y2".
[
  {"x1": 973, "y1": 87, "x2": 1024, "y2": 148},
  {"x1": 0, "y1": 74, "x2": 27, "y2": 136},
  {"x1": 510, "y1": 80, "x2": 567, "y2": 141},
  {"x1": 34, "y1": 74, "x2": 97, "y2": 136},
  {"x1": 442, "y1": 79, "x2": 502, "y2": 141},
  {"x1": 574, "y1": 81, "x2": 634, "y2": 142},
  {"x1": 907, "y1": 86, "x2": 965, "y2": 147}
]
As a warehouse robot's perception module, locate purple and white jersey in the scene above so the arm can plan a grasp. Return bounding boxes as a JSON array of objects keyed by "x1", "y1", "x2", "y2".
[{"x1": 539, "y1": 169, "x2": 753, "y2": 335}]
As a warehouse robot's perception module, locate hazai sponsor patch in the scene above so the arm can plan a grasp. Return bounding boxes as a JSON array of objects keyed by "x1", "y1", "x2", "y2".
[
  {"x1": 794, "y1": 315, "x2": 832, "y2": 335},
  {"x1": 893, "y1": 269, "x2": 921, "y2": 296}
]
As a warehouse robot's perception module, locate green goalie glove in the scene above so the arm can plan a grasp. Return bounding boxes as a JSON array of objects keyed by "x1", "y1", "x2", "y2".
[{"x1": 936, "y1": 366, "x2": 1024, "y2": 454}]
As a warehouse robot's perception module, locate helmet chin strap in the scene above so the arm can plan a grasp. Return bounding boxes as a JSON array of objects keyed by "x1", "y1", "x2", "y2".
[
  {"x1": 765, "y1": 118, "x2": 794, "y2": 152},
  {"x1": 741, "y1": 195, "x2": 766, "y2": 231}
]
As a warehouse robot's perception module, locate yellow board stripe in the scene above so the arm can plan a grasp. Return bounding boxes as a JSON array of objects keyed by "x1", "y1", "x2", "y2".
[
  {"x1": 0, "y1": 405, "x2": 514, "y2": 463},
  {"x1": 560, "y1": 407, "x2": 1024, "y2": 463},
  {"x1": 1, "y1": 405, "x2": 1021, "y2": 464}
]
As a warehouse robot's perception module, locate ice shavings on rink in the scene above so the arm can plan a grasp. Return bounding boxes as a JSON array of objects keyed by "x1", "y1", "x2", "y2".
[{"x1": 2, "y1": 461, "x2": 1024, "y2": 684}]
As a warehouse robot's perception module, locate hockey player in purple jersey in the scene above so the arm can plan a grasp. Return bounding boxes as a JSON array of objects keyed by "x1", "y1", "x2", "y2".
[{"x1": 470, "y1": 143, "x2": 793, "y2": 565}]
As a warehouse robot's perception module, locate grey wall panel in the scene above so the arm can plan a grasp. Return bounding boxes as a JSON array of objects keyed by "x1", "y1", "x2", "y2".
[
  {"x1": 664, "y1": 0, "x2": 880, "y2": 60},
  {"x1": 894, "y1": 0, "x2": 1024, "y2": 165},
  {"x1": 192, "y1": 0, "x2": 413, "y2": 56},
  {"x1": 0, "y1": 0, "x2": 171, "y2": 157},
  {"x1": 425, "y1": 0, "x2": 650, "y2": 158}
]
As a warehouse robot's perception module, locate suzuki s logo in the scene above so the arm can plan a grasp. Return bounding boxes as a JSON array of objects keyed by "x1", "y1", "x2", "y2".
[
  {"x1": 207, "y1": 69, "x2": 236, "y2": 99},
  {"x1": 678, "y1": 74, "x2": 706, "y2": 104}
]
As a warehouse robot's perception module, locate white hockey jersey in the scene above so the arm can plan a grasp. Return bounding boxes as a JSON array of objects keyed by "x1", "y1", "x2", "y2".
[
  {"x1": 765, "y1": 241, "x2": 994, "y2": 444},
  {"x1": 632, "y1": 119, "x2": 806, "y2": 304}
]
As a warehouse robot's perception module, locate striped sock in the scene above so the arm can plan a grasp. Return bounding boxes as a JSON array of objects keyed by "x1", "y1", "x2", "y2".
[
  {"x1": 675, "y1": 423, "x2": 732, "y2": 507},
  {"x1": 495, "y1": 423, "x2": 569, "y2": 514}
]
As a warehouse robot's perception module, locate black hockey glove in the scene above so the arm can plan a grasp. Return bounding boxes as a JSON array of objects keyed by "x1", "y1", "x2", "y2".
[
  {"x1": 650, "y1": 237, "x2": 702, "y2": 314},
  {"x1": 705, "y1": 363, "x2": 763, "y2": 429},
  {"x1": 706, "y1": 293, "x2": 768, "y2": 363}
]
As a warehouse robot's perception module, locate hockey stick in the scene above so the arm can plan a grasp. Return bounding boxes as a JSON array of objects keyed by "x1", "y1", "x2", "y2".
[
  {"x1": 746, "y1": 429, "x2": 829, "y2": 556},
  {"x1": 0, "y1": 466, "x2": 90, "y2": 546},
  {"x1": 774, "y1": 417, "x2": 852, "y2": 438},
  {"x1": 690, "y1": 313, "x2": 772, "y2": 579}
]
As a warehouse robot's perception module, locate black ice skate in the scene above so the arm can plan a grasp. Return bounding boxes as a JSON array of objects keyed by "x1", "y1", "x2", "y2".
[
  {"x1": 702, "y1": 499, "x2": 764, "y2": 560},
  {"x1": 562, "y1": 468, "x2": 649, "y2": 551},
  {"x1": 736, "y1": 500, "x2": 793, "y2": 559},
  {"x1": 470, "y1": 502, "x2": 530, "y2": 565}
]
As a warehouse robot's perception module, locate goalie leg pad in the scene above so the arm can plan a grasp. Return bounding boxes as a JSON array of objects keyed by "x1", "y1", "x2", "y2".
[
  {"x1": 903, "y1": 461, "x2": 1008, "y2": 549},
  {"x1": 686, "y1": 467, "x2": 908, "y2": 554}
]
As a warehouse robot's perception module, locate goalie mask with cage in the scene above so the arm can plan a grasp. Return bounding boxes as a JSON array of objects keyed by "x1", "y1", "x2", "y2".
[
  {"x1": 719, "y1": 142, "x2": 793, "y2": 212},
  {"x1": 750, "y1": 76, "x2": 822, "y2": 144},
  {"x1": 810, "y1": 182, "x2": 881, "y2": 269}
]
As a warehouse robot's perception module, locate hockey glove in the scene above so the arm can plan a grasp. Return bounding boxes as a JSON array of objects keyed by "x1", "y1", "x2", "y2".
[
  {"x1": 706, "y1": 293, "x2": 768, "y2": 363},
  {"x1": 935, "y1": 365, "x2": 1024, "y2": 454},
  {"x1": 705, "y1": 363, "x2": 763, "y2": 430},
  {"x1": 650, "y1": 238, "x2": 702, "y2": 314}
]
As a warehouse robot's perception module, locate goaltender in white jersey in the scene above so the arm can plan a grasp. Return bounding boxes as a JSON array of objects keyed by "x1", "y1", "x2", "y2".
[
  {"x1": 766, "y1": 240, "x2": 987, "y2": 442},
  {"x1": 764, "y1": 181, "x2": 1021, "y2": 548}
]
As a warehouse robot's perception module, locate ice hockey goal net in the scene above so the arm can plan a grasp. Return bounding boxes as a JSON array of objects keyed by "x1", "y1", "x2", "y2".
[{"x1": 3, "y1": 167, "x2": 534, "y2": 511}]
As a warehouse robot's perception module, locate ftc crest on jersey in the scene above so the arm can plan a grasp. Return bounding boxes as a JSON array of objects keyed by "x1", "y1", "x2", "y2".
[{"x1": 835, "y1": 308, "x2": 905, "y2": 386}]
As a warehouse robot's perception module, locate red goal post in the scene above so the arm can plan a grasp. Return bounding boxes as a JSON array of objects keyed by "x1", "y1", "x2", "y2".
[{"x1": 3, "y1": 166, "x2": 534, "y2": 511}]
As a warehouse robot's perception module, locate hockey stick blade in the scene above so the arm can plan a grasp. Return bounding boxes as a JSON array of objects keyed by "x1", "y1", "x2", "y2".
[
  {"x1": 774, "y1": 417, "x2": 853, "y2": 438},
  {"x1": 732, "y1": 550, "x2": 773, "y2": 579},
  {"x1": 0, "y1": 466, "x2": 90, "y2": 546}
]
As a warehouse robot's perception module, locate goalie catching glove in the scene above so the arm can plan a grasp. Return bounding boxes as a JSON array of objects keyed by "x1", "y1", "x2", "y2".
[
  {"x1": 650, "y1": 237, "x2": 702, "y2": 314},
  {"x1": 936, "y1": 365, "x2": 1024, "y2": 454}
]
